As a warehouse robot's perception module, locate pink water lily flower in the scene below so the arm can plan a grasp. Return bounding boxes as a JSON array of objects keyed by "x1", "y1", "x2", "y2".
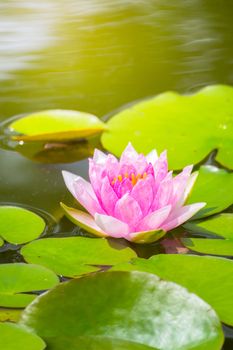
[{"x1": 61, "y1": 143, "x2": 205, "y2": 243}]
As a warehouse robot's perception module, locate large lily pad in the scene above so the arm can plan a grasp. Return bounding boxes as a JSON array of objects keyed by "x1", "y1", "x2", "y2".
[
  {"x1": 20, "y1": 271, "x2": 223, "y2": 350},
  {"x1": 9, "y1": 109, "x2": 106, "y2": 142},
  {"x1": 0, "y1": 308, "x2": 22, "y2": 322},
  {"x1": 21, "y1": 237, "x2": 136, "y2": 277},
  {"x1": 45, "y1": 337, "x2": 157, "y2": 350},
  {"x1": 186, "y1": 166, "x2": 233, "y2": 218},
  {"x1": 0, "y1": 263, "x2": 59, "y2": 307},
  {"x1": 185, "y1": 213, "x2": 233, "y2": 237},
  {"x1": 183, "y1": 213, "x2": 233, "y2": 256},
  {"x1": 0, "y1": 206, "x2": 45, "y2": 244},
  {"x1": 0, "y1": 322, "x2": 45, "y2": 350},
  {"x1": 113, "y1": 254, "x2": 233, "y2": 326},
  {"x1": 102, "y1": 85, "x2": 233, "y2": 169}
]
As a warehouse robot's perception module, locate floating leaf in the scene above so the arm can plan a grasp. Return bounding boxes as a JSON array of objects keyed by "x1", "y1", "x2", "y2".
[
  {"x1": 9, "y1": 109, "x2": 106, "y2": 142},
  {"x1": 186, "y1": 166, "x2": 233, "y2": 218},
  {"x1": 0, "y1": 308, "x2": 22, "y2": 322},
  {"x1": 0, "y1": 206, "x2": 46, "y2": 245},
  {"x1": 21, "y1": 237, "x2": 136, "y2": 277},
  {"x1": 0, "y1": 237, "x2": 3, "y2": 247},
  {"x1": 183, "y1": 213, "x2": 233, "y2": 256},
  {"x1": 45, "y1": 336, "x2": 157, "y2": 350},
  {"x1": 184, "y1": 213, "x2": 233, "y2": 237},
  {"x1": 0, "y1": 322, "x2": 45, "y2": 350},
  {"x1": 20, "y1": 271, "x2": 223, "y2": 350},
  {"x1": 183, "y1": 238, "x2": 233, "y2": 257},
  {"x1": 113, "y1": 254, "x2": 233, "y2": 326},
  {"x1": 102, "y1": 85, "x2": 233, "y2": 169},
  {"x1": 6, "y1": 137, "x2": 98, "y2": 164},
  {"x1": 0, "y1": 263, "x2": 59, "y2": 307}
]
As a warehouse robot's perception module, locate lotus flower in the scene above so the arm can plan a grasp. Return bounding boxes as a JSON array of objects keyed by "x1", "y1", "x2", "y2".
[{"x1": 61, "y1": 143, "x2": 205, "y2": 243}]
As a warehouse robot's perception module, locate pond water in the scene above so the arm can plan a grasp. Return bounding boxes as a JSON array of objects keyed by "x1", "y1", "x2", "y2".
[{"x1": 0, "y1": 1, "x2": 233, "y2": 348}]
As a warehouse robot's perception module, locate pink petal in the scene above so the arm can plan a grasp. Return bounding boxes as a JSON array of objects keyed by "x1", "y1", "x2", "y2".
[
  {"x1": 100, "y1": 177, "x2": 118, "y2": 215},
  {"x1": 89, "y1": 159, "x2": 105, "y2": 198},
  {"x1": 164, "y1": 170, "x2": 173, "y2": 181},
  {"x1": 93, "y1": 149, "x2": 107, "y2": 165},
  {"x1": 128, "y1": 228, "x2": 166, "y2": 243},
  {"x1": 61, "y1": 203, "x2": 107, "y2": 237},
  {"x1": 105, "y1": 154, "x2": 120, "y2": 180},
  {"x1": 115, "y1": 178, "x2": 133, "y2": 198},
  {"x1": 130, "y1": 175, "x2": 154, "y2": 216},
  {"x1": 161, "y1": 203, "x2": 206, "y2": 231},
  {"x1": 73, "y1": 177, "x2": 105, "y2": 216},
  {"x1": 137, "y1": 205, "x2": 171, "y2": 231},
  {"x1": 119, "y1": 164, "x2": 136, "y2": 178},
  {"x1": 146, "y1": 149, "x2": 158, "y2": 165},
  {"x1": 95, "y1": 213, "x2": 129, "y2": 238},
  {"x1": 181, "y1": 171, "x2": 199, "y2": 204},
  {"x1": 134, "y1": 154, "x2": 148, "y2": 174},
  {"x1": 170, "y1": 165, "x2": 193, "y2": 207},
  {"x1": 152, "y1": 179, "x2": 173, "y2": 210},
  {"x1": 114, "y1": 193, "x2": 143, "y2": 230},
  {"x1": 154, "y1": 150, "x2": 168, "y2": 188},
  {"x1": 62, "y1": 170, "x2": 79, "y2": 198},
  {"x1": 88, "y1": 150, "x2": 109, "y2": 197},
  {"x1": 120, "y1": 142, "x2": 139, "y2": 165}
]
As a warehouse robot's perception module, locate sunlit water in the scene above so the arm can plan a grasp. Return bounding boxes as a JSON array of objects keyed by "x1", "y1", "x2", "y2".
[{"x1": 0, "y1": 1, "x2": 233, "y2": 347}]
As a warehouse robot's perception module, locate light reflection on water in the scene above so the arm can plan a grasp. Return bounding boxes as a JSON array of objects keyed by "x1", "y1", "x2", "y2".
[{"x1": 0, "y1": 0, "x2": 233, "y2": 119}]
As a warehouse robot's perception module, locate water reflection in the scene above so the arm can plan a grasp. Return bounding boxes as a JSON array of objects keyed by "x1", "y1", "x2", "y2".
[
  {"x1": 0, "y1": 148, "x2": 88, "y2": 218},
  {"x1": 0, "y1": 1, "x2": 55, "y2": 80},
  {"x1": 0, "y1": 0, "x2": 233, "y2": 119}
]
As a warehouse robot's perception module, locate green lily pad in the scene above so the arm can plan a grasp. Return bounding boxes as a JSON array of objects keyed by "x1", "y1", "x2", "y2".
[
  {"x1": 183, "y1": 237, "x2": 233, "y2": 257},
  {"x1": 21, "y1": 237, "x2": 136, "y2": 278},
  {"x1": 0, "y1": 206, "x2": 45, "y2": 244},
  {"x1": 41, "y1": 336, "x2": 157, "y2": 350},
  {"x1": 184, "y1": 213, "x2": 233, "y2": 237},
  {"x1": 0, "y1": 308, "x2": 22, "y2": 322},
  {"x1": 20, "y1": 271, "x2": 223, "y2": 350},
  {"x1": 9, "y1": 109, "x2": 106, "y2": 142},
  {"x1": 186, "y1": 166, "x2": 233, "y2": 218},
  {"x1": 102, "y1": 85, "x2": 233, "y2": 169},
  {"x1": 0, "y1": 322, "x2": 45, "y2": 350},
  {"x1": 183, "y1": 213, "x2": 233, "y2": 256},
  {"x1": 113, "y1": 254, "x2": 233, "y2": 326},
  {"x1": 0, "y1": 237, "x2": 3, "y2": 247},
  {"x1": 0, "y1": 263, "x2": 59, "y2": 307}
]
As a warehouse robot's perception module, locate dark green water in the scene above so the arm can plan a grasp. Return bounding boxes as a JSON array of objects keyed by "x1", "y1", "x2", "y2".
[{"x1": 0, "y1": 1, "x2": 233, "y2": 348}]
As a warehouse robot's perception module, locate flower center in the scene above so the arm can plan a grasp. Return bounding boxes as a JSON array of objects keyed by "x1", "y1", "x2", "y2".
[{"x1": 111, "y1": 172, "x2": 147, "y2": 186}]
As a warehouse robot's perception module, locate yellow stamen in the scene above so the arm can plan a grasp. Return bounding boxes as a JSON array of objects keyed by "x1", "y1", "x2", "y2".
[
  {"x1": 118, "y1": 175, "x2": 123, "y2": 182},
  {"x1": 111, "y1": 171, "x2": 147, "y2": 187},
  {"x1": 111, "y1": 177, "x2": 117, "y2": 185},
  {"x1": 131, "y1": 173, "x2": 137, "y2": 186}
]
